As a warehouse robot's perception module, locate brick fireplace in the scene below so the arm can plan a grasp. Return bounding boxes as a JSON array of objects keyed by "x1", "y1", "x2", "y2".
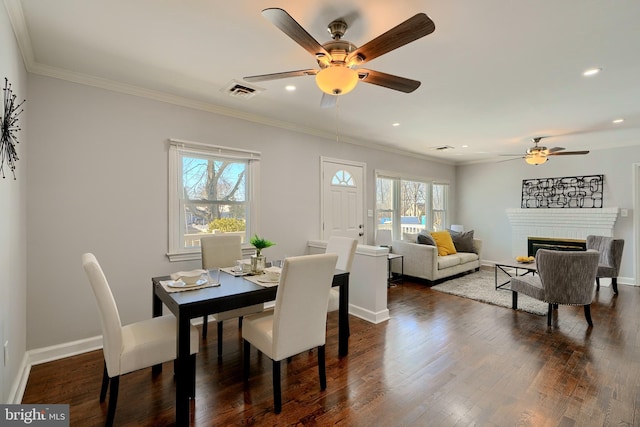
[{"x1": 506, "y1": 207, "x2": 619, "y2": 257}]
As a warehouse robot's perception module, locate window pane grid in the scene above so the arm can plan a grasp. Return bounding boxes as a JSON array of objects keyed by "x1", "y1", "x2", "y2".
[
  {"x1": 375, "y1": 173, "x2": 449, "y2": 240},
  {"x1": 171, "y1": 146, "x2": 255, "y2": 254}
]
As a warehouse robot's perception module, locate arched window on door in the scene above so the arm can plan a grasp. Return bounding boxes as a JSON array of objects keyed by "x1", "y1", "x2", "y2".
[{"x1": 331, "y1": 170, "x2": 356, "y2": 187}]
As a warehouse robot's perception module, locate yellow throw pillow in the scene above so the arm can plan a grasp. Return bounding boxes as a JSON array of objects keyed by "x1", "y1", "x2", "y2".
[{"x1": 430, "y1": 231, "x2": 458, "y2": 256}]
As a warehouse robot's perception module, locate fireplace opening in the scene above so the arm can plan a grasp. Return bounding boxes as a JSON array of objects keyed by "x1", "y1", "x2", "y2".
[{"x1": 527, "y1": 237, "x2": 586, "y2": 257}]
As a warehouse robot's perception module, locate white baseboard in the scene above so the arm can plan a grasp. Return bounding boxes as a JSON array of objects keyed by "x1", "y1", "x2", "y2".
[
  {"x1": 10, "y1": 336, "x2": 103, "y2": 404},
  {"x1": 349, "y1": 304, "x2": 390, "y2": 324}
]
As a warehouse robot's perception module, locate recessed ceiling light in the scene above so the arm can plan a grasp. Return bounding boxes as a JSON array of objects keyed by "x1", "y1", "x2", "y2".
[
  {"x1": 583, "y1": 67, "x2": 602, "y2": 77},
  {"x1": 461, "y1": 145, "x2": 469, "y2": 148},
  {"x1": 285, "y1": 85, "x2": 296, "y2": 91},
  {"x1": 392, "y1": 122, "x2": 400, "y2": 127},
  {"x1": 612, "y1": 118, "x2": 624, "y2": 124}
]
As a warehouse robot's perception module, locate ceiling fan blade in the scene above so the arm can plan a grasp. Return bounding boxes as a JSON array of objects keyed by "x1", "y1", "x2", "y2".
[
  {"x1": 547, "y1": 147, "x2": 565, "y2": 153},
  {"x1": 357, "y1": 69, "x2": 421, "y2": 93},
  {"x1": 548, "y1": 150, "x2": 590, "y2": 156},
  {"x1": 244, "y1": 69, "x2": 317, "y2": 82},
  {"x1": 347, "y1": 13, "x2": 435, "y2": 65},
  {"x1": 320, "y1": 93, "x2": 337, "y2": 109},
  {"x1": 262, "y1": 8, "x2": 330, "y2": 59},
  {"x1": 497, "y1": 156, "x2": 525, "y2": 163}
]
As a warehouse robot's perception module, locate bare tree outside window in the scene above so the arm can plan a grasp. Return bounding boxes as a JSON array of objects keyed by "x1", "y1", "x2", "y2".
[
  {"x1": 432, "y1": 184, "x2": 448, "y2": 231},
  {"x1": 182, "y1": 156, "x2": 248, "y2": 245},
  {"x1": 400, "y1": 181, "x2": 426, "y2": 218}
]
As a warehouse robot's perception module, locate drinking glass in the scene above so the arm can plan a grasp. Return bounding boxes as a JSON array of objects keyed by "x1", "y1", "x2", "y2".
[{"x1": 208, "y1": 268, "x2": 220, "y2": 285}]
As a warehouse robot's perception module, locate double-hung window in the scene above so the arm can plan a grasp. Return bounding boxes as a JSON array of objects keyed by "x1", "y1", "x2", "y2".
[
  {"x1": 167, "y1": 139, "x2": 260, "y2": 261},
  {"x1": 375, "y1": 170, "x2": 449, "y2": 242}
]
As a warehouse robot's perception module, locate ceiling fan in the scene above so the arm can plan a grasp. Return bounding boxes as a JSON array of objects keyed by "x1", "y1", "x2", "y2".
[
  {"x1": 244, "y1": 8, "x2": 435, "y2": 107},
  {"x1": 501, "y1": 137, "x2": 590, "y2": 165}
]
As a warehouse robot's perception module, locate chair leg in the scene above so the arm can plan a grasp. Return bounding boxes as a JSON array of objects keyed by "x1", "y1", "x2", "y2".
[
  {"x1": 547, "y1": 303, "x2": 553, "y2": 326},
  {"x1": 202, "y1": 315, "x2": 208, "y2": 338},
  {"x1": 243, "y1": 340, "x2": 250, "y2": 381},
  {"x1": 189, "y1": 354, "x2": 197, "y2": 398},
  {"x1": 106, "y1": 375, "x2": 119, "y2": 427},
  {"x1": 318, "y1": 345, "x2": 327, "y2": 390},
  {"x1": 217, "y1": 321, "x2": 223, "y2": 357},
  {"x1": 273, "y1": 360, "x2": 282, "y2": 414},
  {"x1": 612, "y1": 278, "x2": 619, "y2": 294},
  {"x1": 584, "y1": 304, "x2": 593, "y2": 326},
  {"x1": 511, "y1": 291, "x2": 518, "y2": 310},
  {"x1": 596, "y1": 277, "x2": 600, "y2": 291},
  {"x1": 100, "y1": 361, "x2": 109, "y2": 402}
]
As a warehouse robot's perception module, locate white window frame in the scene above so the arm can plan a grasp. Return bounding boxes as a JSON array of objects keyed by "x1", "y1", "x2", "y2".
[
  {"x1": 374, "y1": 169, "x2": 450, "y2": 241},
  {"x1": 167, "y1": 138, "x2": 261, "y2": 261}
]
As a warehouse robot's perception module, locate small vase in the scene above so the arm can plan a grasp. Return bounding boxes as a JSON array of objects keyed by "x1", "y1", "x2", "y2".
[{"x1": 251, "y1": 254, "x2": 266, "y2": 274}]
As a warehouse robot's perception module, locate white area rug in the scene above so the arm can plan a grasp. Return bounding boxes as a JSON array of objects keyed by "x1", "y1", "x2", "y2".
[{"x1": 431, "y1": 269, "x2": 547, "y2": 316}]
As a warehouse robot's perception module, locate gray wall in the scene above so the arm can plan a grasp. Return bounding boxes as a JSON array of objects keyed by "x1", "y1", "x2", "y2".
[
  {"x1": 0, "y1": 4, "x2": 28, "y2": 402},
  {"x1": 456, "y1": 149, "x2": 638, "y2": 280},
  {"x1": 25, "y1": 74, "x2": 455, "y2": 350}
]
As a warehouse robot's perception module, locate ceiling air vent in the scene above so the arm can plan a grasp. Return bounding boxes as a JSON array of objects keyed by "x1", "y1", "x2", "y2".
[
  {"x1": 432, "y1": 145, "x2": 454, "y2": 151},
  {"x1": 222, "y1": 80, "x2": 264, "y2": 99}
]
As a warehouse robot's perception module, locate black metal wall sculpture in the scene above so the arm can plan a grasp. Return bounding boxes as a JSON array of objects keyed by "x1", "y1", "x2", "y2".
[
  {"x1": 521, "y1": 175, "x2": 604, "y2": 208},
  {"x1": 1, "y1": 78, "x2": 26, "y2": 180}
]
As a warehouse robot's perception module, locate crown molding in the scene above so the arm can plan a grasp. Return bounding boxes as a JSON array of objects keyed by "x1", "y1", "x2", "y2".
[{"x1": 4, "y1": 0, "x2": 35, "y2": 67}]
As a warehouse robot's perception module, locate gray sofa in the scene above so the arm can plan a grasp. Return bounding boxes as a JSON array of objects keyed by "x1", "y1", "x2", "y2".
[{"x1": 390, "y1": 238, "x2": 482, "y2": 283}]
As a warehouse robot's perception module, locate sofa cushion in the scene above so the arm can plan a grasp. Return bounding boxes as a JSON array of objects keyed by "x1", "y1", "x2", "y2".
[
  {"x1": 438, "y1": 254, "x2": 462, "y2": 269},
  {"x1": 457, "y1": 252, "x2": 479, "y2": 263},
  {"x1": 403, "y1": 232, "x2": 419, "y2": 243},
  {"x1": 448, "y1": 229, "x2": 475, "y2": 253},
  {"x1": 431, "y1": 231, "x2": 457, "y2": 256},
  {"x1": 417, "y1": 231, "x2": 436, "y2": 246}
]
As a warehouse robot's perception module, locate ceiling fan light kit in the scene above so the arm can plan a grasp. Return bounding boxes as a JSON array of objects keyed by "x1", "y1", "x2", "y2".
[
  {"x1": 525, "y1": 153, "x2": 548, "y2": 165},
  {"x1": 315, "y1": 66, "x2": 359, "y2": 95}
]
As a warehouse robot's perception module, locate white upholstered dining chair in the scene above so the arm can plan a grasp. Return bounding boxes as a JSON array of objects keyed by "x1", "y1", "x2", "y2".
[
  {"x1": 242, "y1": 253, "x2": 338, "y2": 413},
  {"x1": 200, "y1": 234, "x2": 263, "y2": 356},
  {"x1": 82, "y1": 253, "x2": 199, "y2": 427},
  {"x1": 324, "y1": 236, "x2": 358, "y2": 313}
]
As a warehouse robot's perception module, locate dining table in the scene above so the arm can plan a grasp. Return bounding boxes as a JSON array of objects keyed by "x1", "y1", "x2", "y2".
[{"x1": 152, "y1": 268, "x2": 350, "y2": 426}]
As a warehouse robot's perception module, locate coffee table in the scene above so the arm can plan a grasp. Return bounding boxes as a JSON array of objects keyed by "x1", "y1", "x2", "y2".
[{"x1": 494, "y1": 260, "x2": 537, "y2": 290}]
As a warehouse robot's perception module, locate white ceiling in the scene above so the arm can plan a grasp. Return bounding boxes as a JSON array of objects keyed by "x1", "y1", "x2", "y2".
[{"x1": 7, "y1": 0, "x2": 640, "y2": 164}]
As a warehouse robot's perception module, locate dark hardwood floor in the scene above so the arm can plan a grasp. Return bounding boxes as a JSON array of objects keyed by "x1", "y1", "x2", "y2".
[{"x1": 22, "y1": 277, "x2": 640, "y2": 426}]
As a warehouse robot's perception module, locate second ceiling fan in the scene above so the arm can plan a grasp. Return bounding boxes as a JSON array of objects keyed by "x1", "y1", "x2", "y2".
[
  {"x1": 502, "y1": 137, "x2": 590, "y2": 165},
  {"x1": 244, "y1": 8, "x2": 435, "y2": 107}
]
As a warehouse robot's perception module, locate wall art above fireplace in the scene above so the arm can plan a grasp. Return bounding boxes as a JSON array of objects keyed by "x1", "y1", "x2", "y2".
[{"x1": 521, "y1": 174, "x2": 603, "y2": 208}]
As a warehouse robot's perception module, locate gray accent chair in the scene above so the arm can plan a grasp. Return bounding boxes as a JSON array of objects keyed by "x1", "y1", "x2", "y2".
[
  {"x1": 510, "y1": 249, "x2": 600, "y2": 327},
  {"x1": 586, "y1": 235, "x2": 625, "y2": 294}
]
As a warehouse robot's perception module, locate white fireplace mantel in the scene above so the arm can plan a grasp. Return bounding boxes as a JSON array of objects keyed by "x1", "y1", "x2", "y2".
[{"x1": 506, "y1": 207, "x2": 619, "y2": 257}]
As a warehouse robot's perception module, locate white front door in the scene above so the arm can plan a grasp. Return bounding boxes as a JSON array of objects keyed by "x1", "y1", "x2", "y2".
[{"x1": 321, "y1": 158, "x2": 365, "y2": 243}]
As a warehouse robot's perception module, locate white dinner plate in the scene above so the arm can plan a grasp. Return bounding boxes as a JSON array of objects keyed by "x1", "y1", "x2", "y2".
[{"x1": 167, "y1": 278, "x2": 208, "y2": 288}]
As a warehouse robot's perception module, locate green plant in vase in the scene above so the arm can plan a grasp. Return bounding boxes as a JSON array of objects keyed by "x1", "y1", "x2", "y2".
[{"x1": 249, "y1": 235, "x2": 275, "y2": 273}]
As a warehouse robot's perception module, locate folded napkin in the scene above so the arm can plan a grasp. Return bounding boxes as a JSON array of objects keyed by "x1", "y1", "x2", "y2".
[
  {"x1": 245, "y1": 274, "x2": 279, "y2": 288},
  {"x1": 170, "y1": 269, "x2": 207, "y2": 280}
]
